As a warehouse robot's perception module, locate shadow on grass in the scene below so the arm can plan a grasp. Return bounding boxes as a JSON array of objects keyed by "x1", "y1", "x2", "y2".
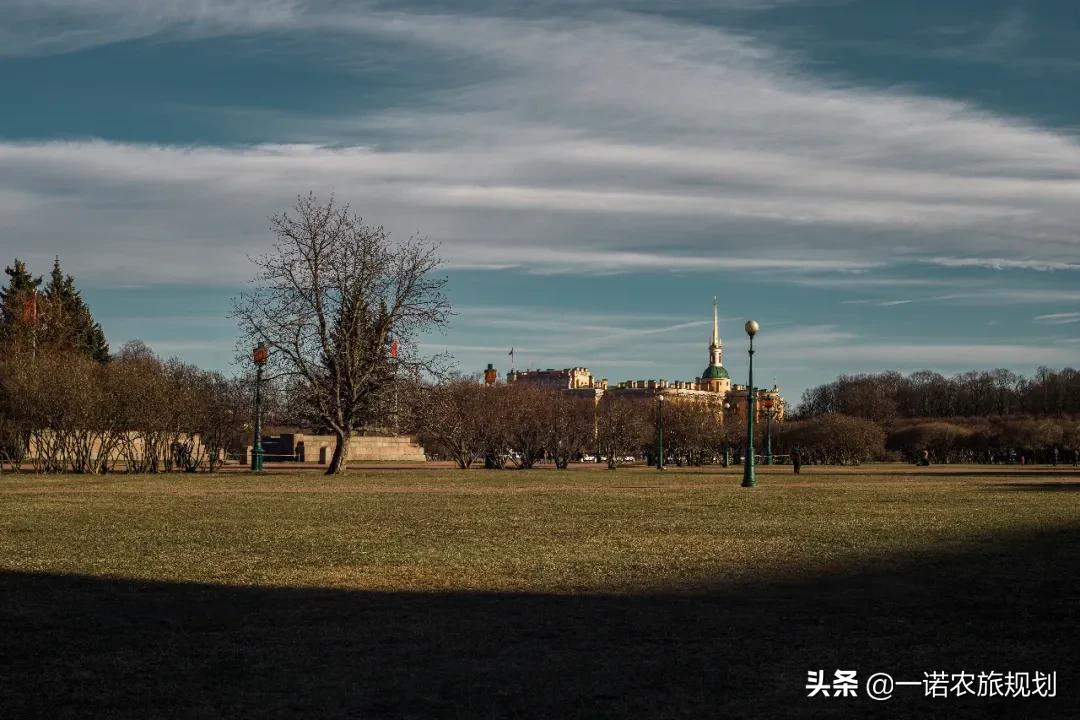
[
  {"x1": 994, "y1": 482, "x2": 1080, "y2": 492},
  {"x1": 855, "y1": 468, "x2": 1080, "y2": 480},
  {"x1": 2, "y1": 528, "x2": 1078, "y2": 719}
]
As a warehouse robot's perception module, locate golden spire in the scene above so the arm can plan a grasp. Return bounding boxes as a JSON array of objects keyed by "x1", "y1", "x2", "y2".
[{"x1": 711, "y1": 296, "x2": 720, "y2": 348}]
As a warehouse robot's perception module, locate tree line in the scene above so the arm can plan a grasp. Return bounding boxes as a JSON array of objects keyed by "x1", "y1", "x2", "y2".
[
  {"x1": 414, "y1": 381, "x2": 907, "y2": 469},
  {"x1": 796, "y1": 369, "x2": 1080, "y2": 463},
  {"x1": 798, "y1": 368, "x2": 1080, "y2": 420},
  {"x1": 0, "y1": 258, "x2": 251, "y2": 474},
  {"x1": 0, "y1": 341, "x2": 249, "y2": 473}
]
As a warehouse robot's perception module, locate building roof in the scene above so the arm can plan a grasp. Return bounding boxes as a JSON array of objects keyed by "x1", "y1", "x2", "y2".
[{"x1": 701, "y1": 364, "x2": 730, "y2": 380}]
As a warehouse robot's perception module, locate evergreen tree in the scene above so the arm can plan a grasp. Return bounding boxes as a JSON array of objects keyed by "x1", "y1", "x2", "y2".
[
  {"x1": 0, "y1": 259, "x2": 43, "y2": 356},
  {"x1": 42, "y1": 257, "x2": 110, "y2": 362}
]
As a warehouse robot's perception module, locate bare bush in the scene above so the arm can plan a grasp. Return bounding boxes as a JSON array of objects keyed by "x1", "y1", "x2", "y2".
[{"x1": 776, "y1": 414, "x2": 885, "y2": 465}]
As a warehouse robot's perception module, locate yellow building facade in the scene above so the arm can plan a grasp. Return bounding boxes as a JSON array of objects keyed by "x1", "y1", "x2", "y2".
[{"x1": 503, "y1": 300, "x2": 785, "y2": 423}]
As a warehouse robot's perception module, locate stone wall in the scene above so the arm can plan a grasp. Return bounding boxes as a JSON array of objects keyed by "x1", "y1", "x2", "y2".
[{"x1": 259, "y1": 433, "x2": 427, "y2": 463}]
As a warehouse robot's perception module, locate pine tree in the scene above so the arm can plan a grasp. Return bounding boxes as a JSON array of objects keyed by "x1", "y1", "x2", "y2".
[
  {"x1": 0, "y1": 259, "x2": 43, "y2": 356},
  {"x1": 1, "y1": 259, "x2": 42, "y2": 318},
  {"x1": 42, "y1": 257, "x2": 110, "y2": 362}
]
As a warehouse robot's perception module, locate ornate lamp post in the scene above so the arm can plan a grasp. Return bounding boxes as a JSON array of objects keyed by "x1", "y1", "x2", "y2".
[
  {"x1": 251, "y1": 342, "x2": 269, "y2": 472},
  {"x1": 656, "y1": 393, "x2": 665, "y2": 471},
  {"x1": 742, "y1": 320, "x2": 759, "y2": 488}
]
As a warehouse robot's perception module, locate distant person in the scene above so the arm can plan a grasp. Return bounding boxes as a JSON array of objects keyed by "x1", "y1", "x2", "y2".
[
  {"x1": 1019, "y1": 455, "x2": 1025, "y2": 466},
  {"x1": 1053, "y1": 448, "x2": 1059, "y2": 467},
  {"x1": 1073, "y1": 449, "x2": 1079, "y2": 467},
  {"x1": 792, "y1": 447, "x2": 802, "y2": 475},
  {"x1": 921, "y1": 449, "x2": 930, "y2": 467}
]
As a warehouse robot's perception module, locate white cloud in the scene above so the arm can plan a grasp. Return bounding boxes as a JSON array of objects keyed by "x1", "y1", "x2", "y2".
[{"x1": 2, "y1": 3, "x2": 1080, "y2": 286}]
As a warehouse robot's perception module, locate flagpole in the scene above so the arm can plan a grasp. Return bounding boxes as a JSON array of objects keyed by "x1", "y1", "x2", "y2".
[{"x1": 26, "y1": 290, "x2": 38, "y2": 362}]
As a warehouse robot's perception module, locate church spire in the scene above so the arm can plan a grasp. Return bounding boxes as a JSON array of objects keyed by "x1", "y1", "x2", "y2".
[
  {"x1": 708, "y1": 297, "x2": 723, "y2": 369},
  {"x1": 700, "y1": 297, "x2": 729, "y2": 384},
  {"x1": 711, "y1": 296, "x2": 720, "y2": 348}
]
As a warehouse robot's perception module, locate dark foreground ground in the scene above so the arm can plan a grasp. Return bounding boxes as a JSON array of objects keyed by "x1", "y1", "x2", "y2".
[{"x1": 0, "y1": 465, "x2": 1077, "y2": 718}]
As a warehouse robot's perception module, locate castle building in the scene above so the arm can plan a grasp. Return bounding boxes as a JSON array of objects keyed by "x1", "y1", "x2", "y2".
[{"x1": 501, "y1": 299, "x2": 784, "y2": 422}]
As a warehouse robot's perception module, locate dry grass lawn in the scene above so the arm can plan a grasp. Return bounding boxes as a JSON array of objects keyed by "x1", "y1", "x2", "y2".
[{"x1": 1, "y1": 463, "x2": 1077, "y2": 718}]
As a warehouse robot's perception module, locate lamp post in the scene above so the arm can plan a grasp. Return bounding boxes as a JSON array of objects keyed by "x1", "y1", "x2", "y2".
[
  {"x1": 742, "y1": 320, "x2": 759, "y2": 488},
  {"x1": 656, "y1": 393, "x2": 665, "y2": 471},
  {"x1": 251, "y1": 342, "x2": 268, "y2": 472},
  {"x1": 763, "y1": 398, "x2": 774, "y2": 465}
]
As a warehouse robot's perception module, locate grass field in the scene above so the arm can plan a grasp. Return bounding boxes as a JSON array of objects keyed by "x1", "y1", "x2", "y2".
[{"x1": 1, "y1": 463, "x2": 1077, "y2": 718}]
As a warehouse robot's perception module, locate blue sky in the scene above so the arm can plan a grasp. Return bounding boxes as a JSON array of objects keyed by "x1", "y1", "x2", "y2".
[{"x1": 2, "y1": 0, "x2": 1078, "y2": 404}]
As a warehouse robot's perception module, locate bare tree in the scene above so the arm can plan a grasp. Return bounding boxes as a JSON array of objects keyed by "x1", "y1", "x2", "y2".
[
  {"x1": 505, "y1": 384, "x2": 549, "y2": 469},
  {"x1": 186, "y1": 372, "x2": 248, "y2": 472},
  {"x1": 111, "y1": 342, "x2": 170, "y2": 472},
  {"x1": 417, "y1": 378, "x2": 485, "y2": 469},
  {"x1": 662, "y1": 400, "x2": 723, "y2": 467},
  {"x1": 544, "y1": 392, "x2": 595, "y2": 469},
  {"x1": 0, "y1": 363, "x2": 27, "y2": 471},
  {"x1": 475, "y1": 385, "x2": 512, "y2": 469},
  {"x1": 233, "y1": 194, "x2": 450, "y2": 474},
  {"x1": 597, "y1": 394, "x2": 649, "y2": 469}
]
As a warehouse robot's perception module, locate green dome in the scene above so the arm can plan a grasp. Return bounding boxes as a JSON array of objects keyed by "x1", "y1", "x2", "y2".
[{"x1": 701, "y1": 365, "x2": 729, "y2": 380}]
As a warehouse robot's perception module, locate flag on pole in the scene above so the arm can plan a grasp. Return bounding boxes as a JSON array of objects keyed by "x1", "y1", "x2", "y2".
[{"x1": 21, "y1": 292, "x2": 37, "y2": 324}]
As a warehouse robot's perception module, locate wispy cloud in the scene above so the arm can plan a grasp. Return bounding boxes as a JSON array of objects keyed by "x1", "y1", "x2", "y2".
[
  {"x1": 931, "y1": 289, "x2": 1080, "y2": 305},
  {"x1": 924, "y1": 257, "x2": 1080, "y2": 272},
  {"x1": 840, "y1": 298, "x2": 914, "y2": 307},
  {"x1": 1034, "y1": 312, "x2": 1080, "y2": 325},
  {"x1": 799, "y1": 343, "x2": 1079, "y2": 366},
  {"x1": 0, "y1": 0, "x2": 303, "y2": 57}
]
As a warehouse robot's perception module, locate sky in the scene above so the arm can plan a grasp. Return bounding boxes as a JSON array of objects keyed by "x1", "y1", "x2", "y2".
[{"x1": 1, "y1": 0, "x2": 1078, "y2": 405}]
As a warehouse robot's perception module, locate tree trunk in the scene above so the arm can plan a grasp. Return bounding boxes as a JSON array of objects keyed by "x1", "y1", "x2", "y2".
[{"x1": 327, "y1": 429, "x2": 351, "y2": 475}]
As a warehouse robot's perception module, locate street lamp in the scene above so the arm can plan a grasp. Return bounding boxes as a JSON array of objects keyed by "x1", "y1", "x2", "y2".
[
  {"x1": 251, "y1": 342, "x2": 269, "y2": 472},
  {"x1": 657, "y1": 394, "x2": 665, "y2": 471},
  {"x1": 742, "y1": 320, "x2": 759, "y2": 488}
]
